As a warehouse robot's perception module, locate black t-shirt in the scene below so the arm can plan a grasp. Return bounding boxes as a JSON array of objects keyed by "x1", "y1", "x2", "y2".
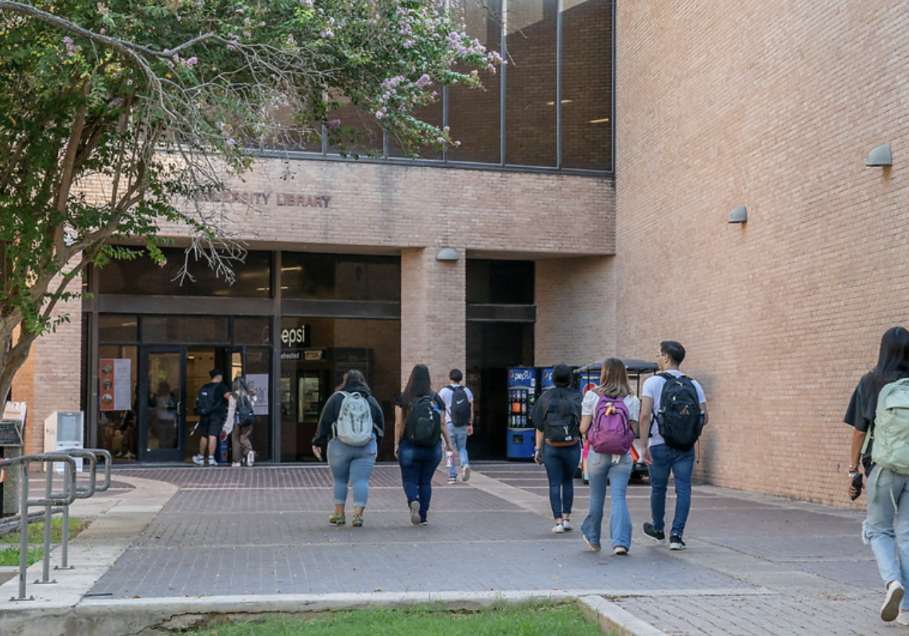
[
  {"x1": 202, "y1": 381, "x2": 230, "y2": 421},
  {"x1": 844, "y1": 372, "x2": 884, "y2": 471}
]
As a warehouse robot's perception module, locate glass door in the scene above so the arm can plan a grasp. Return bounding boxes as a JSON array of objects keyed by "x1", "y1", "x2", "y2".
[{"x1": 143, "y1": 349, "x2": 185, "y2": 462}]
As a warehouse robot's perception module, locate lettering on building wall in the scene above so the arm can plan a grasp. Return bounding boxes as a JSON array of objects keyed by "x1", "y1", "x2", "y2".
[
  {"x1": 193, "y1": 190, "x2": 331, "y2": 208},
  {"x1": 281, "y1": 326, "x2": 311, "y2": 348}
]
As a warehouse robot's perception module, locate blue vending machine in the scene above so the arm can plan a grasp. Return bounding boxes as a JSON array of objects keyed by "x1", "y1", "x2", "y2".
[
  {"x1": 506, "y1": 367, "x2": 537, "y2": 459},
  {"x1": 540, "y1": 367, "x2": 554, "y2": 391}
]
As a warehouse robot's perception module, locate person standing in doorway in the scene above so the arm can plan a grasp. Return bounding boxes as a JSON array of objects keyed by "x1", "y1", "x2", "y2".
[
  {"x1": 640, "y1": 341, "x2": 708, "y2": 551},
  {"x1": 579, "y1": 358, "x2": 640, "y2": 555},
  {"x1": 312, "y1": 370, "x2": 384, "y2": 527},
  {"x1": 394, "y1": 364, "x2": 453, "y2": 526},
  {"x1": 193, "y1": 368, "x2": 231, "y2": 466},
  {"x1": 531, "y1": 364, "x2": 583, "y2": 535},
  {"x1": 845, "y1": 326, "x2": 909, "y2": 624},
  {"x1": 439, "y1": 369, "x2": 474, "y2": 484}
]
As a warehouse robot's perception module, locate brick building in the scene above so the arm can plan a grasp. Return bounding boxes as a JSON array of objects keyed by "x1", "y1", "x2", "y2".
[{"x1": 11, "y1": 1, "x2": 904, "y2": 506}]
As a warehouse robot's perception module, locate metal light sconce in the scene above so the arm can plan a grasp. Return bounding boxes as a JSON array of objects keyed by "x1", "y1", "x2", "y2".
[
  {"x1": 727, "y1": 206, "x2": 748, "y2": 224},
  {"x1": 435, "y1": 247, "x2": 459, "y2": 261},
  {"x1": 865, "y1": 145, "x2": 892, "y2": 167}
]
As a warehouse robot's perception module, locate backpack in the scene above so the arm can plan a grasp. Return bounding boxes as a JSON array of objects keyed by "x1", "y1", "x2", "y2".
[
  {"x1": 196, "y1": 384, "x2": 216, "y2": 416},
  {"x1": 445, "y1": 385, "x2": 471, "y2": 427},
  {"x1": 656, "y1": 372, "x2": 703, "y2": 451},
  {"x1": 589, "y1": 394, "x2": 635, "y2": 455},
  {"x1": 236, "y1": 394, "x2": 255, "y2": 428},
  {"x1": 542, "y1": 390, "x2": 580, "y2": 445},
  {"x1": 870, "y1": 379, "x2": 909, "y2": 474},
  {"x1": 405, "y1": 394, "x2": 442, "y2": 446},
  {"x1": 333, "y1": 391, "x2": 374, "y2": 446}
]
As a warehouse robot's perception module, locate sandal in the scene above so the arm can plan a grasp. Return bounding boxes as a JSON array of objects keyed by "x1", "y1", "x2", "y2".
[
  {"x1": 352, "y1": 514, "x2": 364, "y2": 527},
  {"x1": 329, "y1": 513, "x2": 346, "y2": 526}
]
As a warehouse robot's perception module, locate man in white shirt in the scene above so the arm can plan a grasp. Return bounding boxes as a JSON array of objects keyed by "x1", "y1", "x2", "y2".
[
  {"x1": 439, "y1": 369, "x2": 474, "y2": 484},
  {"x1": 639, "y1": 341, "x2": 708, "y2": 551}
]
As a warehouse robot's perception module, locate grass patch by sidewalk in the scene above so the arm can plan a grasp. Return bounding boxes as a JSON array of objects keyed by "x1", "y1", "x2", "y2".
[
  {"x1": 0, "y1": 517, "x2": 87, "y2": 545},
  {"x1": 175, "y1": 602, "x2": 612, "y2": 636},
  {"x1": 0, "y1": 546, "x2": 41, "y2": 566}
]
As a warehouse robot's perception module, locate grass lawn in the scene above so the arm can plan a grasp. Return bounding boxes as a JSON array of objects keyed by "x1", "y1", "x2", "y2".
[
  {"x1": 175, "y1": 603, "x2": 611, "y2": 636},
  {"x1": 0, "y1": 546, "x2": 42, "y2": 566},
  {"x1": 0, "y1": 517, "x2": 88, "y2": 566}
]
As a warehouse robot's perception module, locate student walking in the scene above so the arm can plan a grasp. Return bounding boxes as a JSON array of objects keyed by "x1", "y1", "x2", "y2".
[
  {"x1": 531, "y1": 364, "x2": 583, "y2": 535},
  {"x1": 193, "y1": 369, "x2": 231, "y2": 466},
  {"x1": 579, "y1": 358, "x2": 641, "y2": 555},
  {"x1": 223, "y1": 377, "x2": 257, "y2": 468},
  {"x1": 394, "y1": 364, "x2": 453, "y2": 526},
  {"x1": 639, "y1": 341, "x2": 708, "y2": 551},
  {"x1": 439, "y1": 369, "x2": 474, "y2": 484},
  {"x1": 312, "y1": 370, "x2": 384, "y2": 527},
  {"x1": 845, "y1": 326, "x2": 909, "y2": 624}
]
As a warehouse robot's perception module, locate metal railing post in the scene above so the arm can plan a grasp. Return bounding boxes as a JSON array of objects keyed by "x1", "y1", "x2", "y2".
[
  {"x1": 15, "y1": 460, "x2": 31, "y2": 601},
  {"x1": 36, "y1": 461, "x2": 55, "y2": 584}
]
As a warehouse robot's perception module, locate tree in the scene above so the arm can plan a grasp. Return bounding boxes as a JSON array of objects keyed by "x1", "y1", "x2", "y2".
[{"x1": 0, "y1": 0, "x2": 501, "y2": 402}]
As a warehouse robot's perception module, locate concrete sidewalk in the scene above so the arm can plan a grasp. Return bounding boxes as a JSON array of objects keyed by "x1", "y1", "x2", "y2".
[{"x1": 0, "y1": 462, "x2": 894, "y2": 635}]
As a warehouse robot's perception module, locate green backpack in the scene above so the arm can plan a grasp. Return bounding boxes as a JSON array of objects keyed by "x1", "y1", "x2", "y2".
[{"x1": 869, "y1": 379, "x2": 909, "y2": 474}]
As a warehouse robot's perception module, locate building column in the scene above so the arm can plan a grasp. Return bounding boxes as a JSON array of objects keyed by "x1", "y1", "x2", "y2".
[{"x1": 400, "y1": 248, "x2": 466, "y2": 391}]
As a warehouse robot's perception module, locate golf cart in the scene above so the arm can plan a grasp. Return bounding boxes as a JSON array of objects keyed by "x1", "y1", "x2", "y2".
[{"x1": 573, "y1": 358, "x2": 659, "y2": 482}]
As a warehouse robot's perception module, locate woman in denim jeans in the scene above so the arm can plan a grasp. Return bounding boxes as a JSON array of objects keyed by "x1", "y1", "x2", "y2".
[
  {"x1": 531, "y1": 364, "x2": 583, "y2": 535},
  {"x1": 579, "y1": 358, "x2": 640, "y2": 555},
  {"x1": 846, "y1": 326, "x2": 909, "y2": 624},
  {"x1": 312, "y1": 370, "x2": 384, "y2": 528},
  {"x1": 394, "y1": 364, "x2": 453, "y2": 525}
]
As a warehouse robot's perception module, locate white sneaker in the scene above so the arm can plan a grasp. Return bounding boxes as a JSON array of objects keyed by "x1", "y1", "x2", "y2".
[
  {"x1": 897, "y1": 611, "x2": 909, "y2": 626},
  {"x1": 551, "y1": 523, "x2": 565, "y2": 534},
  {"x1": 231, "y1": 462, "x2": 241, "y2": 468},
  {"x1": 462, "y1": 465, "x2": 471, "y2": 482},
  {"x1": 192, "y1": 455, "x2": 205, "y2": 466},
  {"x1": 883, "y1": 580, "x2": 904, "y2": 622},
  {"x1": 562, "y1": 519, "x2": 573, "y2": 532},
  {"x1": 247, "y1": 450, "x2": 255, "y2": 467},
  {"x1": 207, "y1": 456, "x2": 218, "y2": 466}
]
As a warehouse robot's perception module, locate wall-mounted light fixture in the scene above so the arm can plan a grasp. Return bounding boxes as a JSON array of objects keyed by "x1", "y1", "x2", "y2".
[
  {"x1": 865, "y1": 144, "x2": 893, "y2": 167},
  {"x1": 435, "y1": 247, "x2": 459, "y2": 261},
  {"x1": 727, "y1": 206, "x2": 748, "y2": 224}
]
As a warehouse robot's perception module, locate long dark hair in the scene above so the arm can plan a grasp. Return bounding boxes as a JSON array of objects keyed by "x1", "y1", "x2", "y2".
[
  {"x1": 402, "y1": 364, "x2": 433, "y2": 405},
  {"x1": 336, "y1": 369, "x2": 370, "y2": 393},
  {"x1": 871, "y1": 326, "x2": 909, "y2": 390}
]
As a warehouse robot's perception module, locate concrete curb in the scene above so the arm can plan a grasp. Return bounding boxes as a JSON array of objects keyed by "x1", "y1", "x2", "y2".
[{"x1": 579, "y1": 595, "x2": 671, "y2": 636}]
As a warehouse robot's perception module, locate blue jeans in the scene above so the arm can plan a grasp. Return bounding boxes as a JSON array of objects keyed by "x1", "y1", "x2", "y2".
[
  {"x1": 543, "y1": 443, "x2": 582, "y2": 519},
  {"x1": 398, "y1": 440, "x2": 442, "y2": 522},
  {"x1": 327, "y1": 438, "x2": 377, "y2": 508},
  {"x1": 865, "y1": 466, "x2": 909, "y2": 608},
  {"x1": 447, "y1": 423, "x2": 469, "y2": 479},
  {"x1": 648, "y1": 444, "x2": 695, "y2": 537},
  {"x1": 582, "y1": 450, "x2": 633, "y2": 550}
]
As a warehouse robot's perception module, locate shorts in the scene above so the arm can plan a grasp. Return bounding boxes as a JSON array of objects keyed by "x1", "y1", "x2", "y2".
[{"x1": 201, "y1": 416, "x2": 224, "y2": 438}]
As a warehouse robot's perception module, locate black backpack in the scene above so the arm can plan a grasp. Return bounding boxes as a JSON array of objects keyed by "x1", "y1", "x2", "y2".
[
  {"x1": 656, "y1": 372, "x2": 703, "y2": 451},
  {"x1": 236, "y1": 394, "x2": 255, "y2": 428},
  {"x1": 196, "y1": 384, "x2": 216, "y2": 416},
  {"x1": 445, "y1": 385, "x2": 471, "y2": 427},
  {"x1": 405, "y1": 394, "x2": 442, "y2": 446},
  {"x1": 542, "y1": 390, "x2": 580, "y2": 444}
]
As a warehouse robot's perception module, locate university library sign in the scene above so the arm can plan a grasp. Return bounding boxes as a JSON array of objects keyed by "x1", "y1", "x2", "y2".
[{"x1": 194, "y1": 190, "x2": 332, "y2": 208}]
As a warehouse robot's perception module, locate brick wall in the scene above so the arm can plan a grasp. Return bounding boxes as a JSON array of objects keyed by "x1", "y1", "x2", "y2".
[{"x1": 615, "y1": 1, "x2": 909, "y2": 506}]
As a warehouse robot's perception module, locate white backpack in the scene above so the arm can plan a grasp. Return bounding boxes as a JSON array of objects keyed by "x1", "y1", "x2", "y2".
[{"x1": 333, "y1": 391, "x2": 373, "y2": 446}]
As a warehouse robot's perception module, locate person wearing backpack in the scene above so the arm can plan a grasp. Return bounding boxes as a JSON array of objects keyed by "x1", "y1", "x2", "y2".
[
  {"x1": 192, "y1": 369, "x2": 232, "y2": 466},
  {"x1": 312, "y1": 370, "x2": 384, "y2": 528},
  {"x1": 639, "y1": 341, "x2": 707, "y2": 551},
  {"x1": 845, "y1": 326, "x2": 909, "y2": 625},
  {"x1": 440, "y1": 369, "x2": 475, "y2": 484},
  {"x1": 531, "y1": 364, "x2": 583, "y2": 535},
  {"x1": 394, "y1": 364, "x2": 453, "y2": 526},
  {"x1": 579, "y1": 358, "x2": 641, "y2": 555},
  {"x1": 223, "y1": 377, "x2": 257, "y2": 468}
]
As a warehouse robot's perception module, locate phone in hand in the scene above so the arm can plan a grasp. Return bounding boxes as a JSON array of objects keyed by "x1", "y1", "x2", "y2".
[
  {"x1": 850, "y1": 472, "x2": 863, "y2": 501},
  {"x1": 313, "y1": 446, "x2": 323, "y2": 462}
]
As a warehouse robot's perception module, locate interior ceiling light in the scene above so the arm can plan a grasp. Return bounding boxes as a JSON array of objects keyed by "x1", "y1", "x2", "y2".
[{"x1": 588, "y1": 118, "x2": 610, "y2": 124}]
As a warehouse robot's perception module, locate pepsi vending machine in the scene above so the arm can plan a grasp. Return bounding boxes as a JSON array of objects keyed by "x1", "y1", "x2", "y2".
[{"x1": 506, "y1": 367, "x2": 537, "y2": 459}]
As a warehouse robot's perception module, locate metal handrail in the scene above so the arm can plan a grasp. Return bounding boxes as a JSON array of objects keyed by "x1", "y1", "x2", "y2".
[{"x1": 0, "y1": 449, "x2": 111, "y2": 602}]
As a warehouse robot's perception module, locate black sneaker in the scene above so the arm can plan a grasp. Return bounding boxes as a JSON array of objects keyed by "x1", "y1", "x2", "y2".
[
  {"x1": 669, "y1": 535, "x2": 686, "y2": 550},
  {"x1": 643, "y1": 522, "x2": 665, "y2": 543}
]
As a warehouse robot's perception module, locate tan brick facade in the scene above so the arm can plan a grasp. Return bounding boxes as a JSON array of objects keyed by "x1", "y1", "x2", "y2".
[{"x1": 614, "y1": 0, "x2": 909, "y2": 506}]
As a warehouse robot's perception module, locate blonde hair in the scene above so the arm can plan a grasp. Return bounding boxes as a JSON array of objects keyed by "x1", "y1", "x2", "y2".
[{"x1": 596, "y1": 358, "x2": 632, "y2": 397}]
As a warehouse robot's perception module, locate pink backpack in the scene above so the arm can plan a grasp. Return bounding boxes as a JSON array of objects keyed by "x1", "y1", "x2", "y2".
[{"x1": 589, "y1": 395, "x2": 634, "y2": 455}]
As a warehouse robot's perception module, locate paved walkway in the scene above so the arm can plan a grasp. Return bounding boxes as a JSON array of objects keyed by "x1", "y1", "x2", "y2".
[{"x1": 0, "y1": 461, "x2": 897, "y2": 635}]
